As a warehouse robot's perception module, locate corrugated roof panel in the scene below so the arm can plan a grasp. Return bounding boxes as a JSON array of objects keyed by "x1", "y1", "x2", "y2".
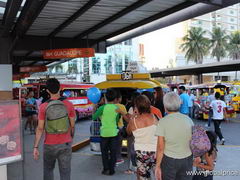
[
  {"x1": 27, "y1": 0, "x2": 190, "y2": 38},
  {"x1": 27, "y1": 0, "x2": 86, "y2": 36},
  {"x1": 56, "y1": 0, "x2": 138, "y2": 37},
  {"x1": 88, "y1": 0, "x2": 186, "y2": 40}
]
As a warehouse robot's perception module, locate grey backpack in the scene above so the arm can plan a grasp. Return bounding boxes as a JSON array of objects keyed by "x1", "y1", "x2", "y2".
[{"x1": 45, "y1": 98, "x2": 69, "y2": 134}]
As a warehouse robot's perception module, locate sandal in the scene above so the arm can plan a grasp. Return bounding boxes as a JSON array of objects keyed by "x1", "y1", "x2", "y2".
[{"x1": 124, "y1": 169, "x2": 134, "y2": 174}]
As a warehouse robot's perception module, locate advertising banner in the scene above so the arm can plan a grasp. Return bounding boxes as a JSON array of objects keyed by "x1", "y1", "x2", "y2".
[
  {"x1": 0, "y1": 101, "x2": 22, "y2": 165},
  {"x1": 43, "y1": 48, "x2": 95, "y2": 59}
]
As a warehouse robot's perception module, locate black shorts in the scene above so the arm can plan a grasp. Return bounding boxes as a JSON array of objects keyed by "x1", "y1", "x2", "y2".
[{"x1": 26, "y1": 111, "x2": 37, "y2": 117}]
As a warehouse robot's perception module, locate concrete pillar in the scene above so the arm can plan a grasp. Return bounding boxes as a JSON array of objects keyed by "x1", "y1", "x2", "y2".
[
  {"x1": 0, "y1": 37, "x2": 13, "y2": 180},
  {"x1": 0, "y1": 165, "x2": 7, "y2": 180},
  {"x1": 0, "y1": 37, "x2": 12, "y2": 64},
  {"x1": 197, "y1": 74, "x2": 203, "y2": 84},
  {"x1": 0, "y1": 37, "x2": 13, "y2": 99}
]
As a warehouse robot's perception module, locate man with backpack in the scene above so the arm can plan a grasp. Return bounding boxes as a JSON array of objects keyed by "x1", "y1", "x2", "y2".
[{"x1": 33, "y1": 78, "x2": 76, "y2": 180}]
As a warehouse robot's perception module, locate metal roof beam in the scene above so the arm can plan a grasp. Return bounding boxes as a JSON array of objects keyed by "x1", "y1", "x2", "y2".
[
  {"x1": 151, "y1": 60, "x2": 240, "y2": 77},
  {"x1": 0, "y1": 1, "x2": 6, "y2": 8},
  {"x1": 2, "y1": 0, "x2": 23, "y2": 37},
  {"x1": 14, "y1": 57, "x2": 54, "y2": 62},
  {"x1": 189, "y1": 0, "x2": 223, "y2": 6},
  {"x1": 75, "y1": 0, "x2": 153, "y2": 39},
  {"x1": 102, "y1": 0, "x2": 239, "y2": 46},
  {"x1": 95, "y1": 1, "x2": 196, "y2": 44},
  {"x1": 28, "y1": 61, "x2": 40, "y2": 66},
  {"x1": 48, "y1": 0, "x2": 101, "y2": 37},
  {"x1": 14, "y1": 35, "x2": 97, "y2": 51},
  {"x1": 12, "y1": 0, "x2": 49, "y2": 37}
]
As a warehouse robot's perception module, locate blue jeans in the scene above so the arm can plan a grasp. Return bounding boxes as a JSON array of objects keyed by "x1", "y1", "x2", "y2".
[
  {"x1": 189, "y1": 107, "x2": 193, "y2": 119},
  {"x1": 208, "y1": 110, "x2": 213, "y2": 126},
  {"x1": 44, "y1": 143, "x2": 72, "y2": 180}
]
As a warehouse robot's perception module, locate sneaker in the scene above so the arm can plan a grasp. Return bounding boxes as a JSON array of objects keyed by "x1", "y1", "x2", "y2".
[
  {"x1": 221, "y1": 138, "x2": 225, "y2": 145},
  {"x1": 116, "y1": 159, "x2": 124, "y2": 165}
]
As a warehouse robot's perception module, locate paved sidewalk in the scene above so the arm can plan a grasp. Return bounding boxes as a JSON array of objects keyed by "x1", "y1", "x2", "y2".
[{"x1": 7, "y1": 118, "x2": 240, "y2": 180}]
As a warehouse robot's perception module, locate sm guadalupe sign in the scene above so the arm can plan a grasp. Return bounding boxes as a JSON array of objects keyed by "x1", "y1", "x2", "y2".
[{"x1": 43, "y1": 48, "x2": 95, "y2": 59}]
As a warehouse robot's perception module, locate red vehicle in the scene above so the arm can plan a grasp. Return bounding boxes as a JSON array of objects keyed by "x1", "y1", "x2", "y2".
[
  {"x1": 13, "y1": 82, "x2": 94, "y2": 120},
  {"x1": 59, "y1": 82, "x2": 94, "y2": 120}
]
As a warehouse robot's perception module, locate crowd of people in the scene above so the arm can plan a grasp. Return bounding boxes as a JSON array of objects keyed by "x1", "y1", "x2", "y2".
[
  {"x1": 90, "y1": 85, "x2": 224, "y2": 180},
  {"x1": 30, "y1": 78, "x2": 227, "y2": 180}
]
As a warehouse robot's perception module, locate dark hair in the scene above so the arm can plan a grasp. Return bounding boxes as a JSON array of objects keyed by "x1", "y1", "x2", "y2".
[
  {"x1": 105, "y1": 88, "x2": 117, "y2": 102},
  {"x1": 46, "y1": 78, "x2": 60, "y2": 94},
  {"x1": 134, "y1": 95, "x2": 151, "y2": 114},
  {"x1": 131, "y1": 91, "x2": 140, "y2": 106},
  {"x1": 215, "y1": 92, "x2": 221, "y2": 99},
  {"x1": 179, "y1": 86, "x2": 186, "y2": 91},
  {"x1": 142, "y1": 91, "x2": 154, "y2": 105},
  {"x1": 206, "y1": 131, "x2": 218, "y2": 156},
  {"x1": 27, "y1": 90, "x2": 34, "y2": 96},
  {"x1": 115, "y1": 89, "x2": 122, "y2": 99},
  {"x1": 154, "y1": 87, "x2": 165, "y2": 116}
]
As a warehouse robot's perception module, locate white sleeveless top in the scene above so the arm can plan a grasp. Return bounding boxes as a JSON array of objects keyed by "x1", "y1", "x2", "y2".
[{"x1": 132, "y1": 118, "x2": 157, "y2": 152}]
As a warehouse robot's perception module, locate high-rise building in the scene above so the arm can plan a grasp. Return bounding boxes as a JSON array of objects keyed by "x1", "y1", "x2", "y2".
[
  {"x1": 174, "y1": 3, "x2": 240, "y2": 83},
  {"x1": 30, "y1": 38, "x2": 145, "y2": 84}
]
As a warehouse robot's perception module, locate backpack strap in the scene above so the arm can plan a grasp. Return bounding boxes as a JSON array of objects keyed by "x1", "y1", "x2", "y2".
[
  {"x1": 46, "y1": 96, "x2": 66, "y2": 103},
  {"x1": 58, "y1": 96, "x2": 67, "y2": 101},
  {"x1": 46, "y1": 99, "x2": 53, "y2": 103}
]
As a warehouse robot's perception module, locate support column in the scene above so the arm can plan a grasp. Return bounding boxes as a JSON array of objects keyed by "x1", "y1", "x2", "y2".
[
  {"x1": 0, "y1": 165, "x2": 7, "y2": 180},
  {"x1": 0, "y1": 37, "x2": 13, "y2": 180},
  {"x1": 197, "y1": 74, "x2": 203, "y2": 84},
  {"x1": 0, "y1": 37, "x2": 13, "y2": 100}
]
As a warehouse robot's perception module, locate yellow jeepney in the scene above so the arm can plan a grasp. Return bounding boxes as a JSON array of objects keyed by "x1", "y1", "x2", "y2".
[
  {"x1": 90, "y1": 73, "x2": 168, "y2": 153},
  {"x1": 231, "y1": 82, "x2": 240, "y2": 112},
  {"x1": 95, "y1": 73, "x2": 168, "y2": 90}
]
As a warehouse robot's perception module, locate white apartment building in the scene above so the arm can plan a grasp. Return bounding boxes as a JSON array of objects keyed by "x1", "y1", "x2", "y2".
[{"x1": 175, "y1": 3, "x2": 240, "y2": 83}]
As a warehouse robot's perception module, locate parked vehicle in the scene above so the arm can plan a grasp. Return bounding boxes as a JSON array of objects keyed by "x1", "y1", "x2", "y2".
[
  {"x1": 90, "y1": 72, "x2": 169, "y2": 153},
  {"x1": 13, "y1": 81, "x2": 94, "y2": 120}
]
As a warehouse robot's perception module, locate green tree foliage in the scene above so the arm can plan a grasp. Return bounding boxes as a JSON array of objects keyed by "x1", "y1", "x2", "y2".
[
  {"x1": 210, "y1": 27, "x2": 228, "y2": 62},
  {"x1": 227, "y1": 31, "x2": 240, "y2": 60},
  {"x1": 181, "y1": 27, "x2": 210, "y2": 64}
]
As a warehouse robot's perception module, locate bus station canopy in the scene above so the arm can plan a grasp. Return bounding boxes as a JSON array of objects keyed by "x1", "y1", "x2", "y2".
[
  {"x1": 0, "y1": 0, "x2": 239, "y2": 71},
  {"x1": 150, "y1": 60, "x2": 240, "y2": 77}
]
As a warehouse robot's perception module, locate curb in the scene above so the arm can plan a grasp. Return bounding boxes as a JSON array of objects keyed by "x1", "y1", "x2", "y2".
[
  {"x1": 72, "y1": 139, "x2": 90, "y2": 152},
  {"x1": 229, "y1": 120, "x2": 240, "y2": 123}
]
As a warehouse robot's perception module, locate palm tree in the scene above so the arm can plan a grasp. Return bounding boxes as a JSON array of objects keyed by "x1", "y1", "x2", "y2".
[
  {"x1": 210, "y1": 27, "x2": 228, "y2": 62},
  {"x1": 227, "y1": 31, "x2": 240, "y2": 60},
  {"x1": 181, "y1": 27, "x2": 210, "y2": 64}
]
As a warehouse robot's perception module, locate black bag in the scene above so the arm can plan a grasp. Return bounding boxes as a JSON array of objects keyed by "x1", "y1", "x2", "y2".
[{"x1": 121, "y1": 125, "x2": 128, "y2": 138}]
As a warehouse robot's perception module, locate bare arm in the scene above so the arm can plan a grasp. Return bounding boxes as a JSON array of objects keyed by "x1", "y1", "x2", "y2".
[
  {"x1": 156, "y1": 136, "x2": 165, "y2": 168},
  {"x1": 126, "y1": 119, "x2": 134, "y2": 135},
  {"x1": 155, "y1": 136, "x2": 165, "y2": 180},
  {"x1": 223, "y1": 108, "x2": 227, "y2": 120},
  {"x1": 69, "y1": 117, "x2": 75, "y2": 137},
  {"x1": 33, "y1": 120, "x2": 45, "y2": 160},
  {"x1": 116, "y1": 108, "x2": 131, "y2": 123},
  {"x1": 194, "y1": 153, "x2": 214, "y2": 171},
  {"x1": 33, "y1": 120, "x2": 44, "y2": 148}
]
